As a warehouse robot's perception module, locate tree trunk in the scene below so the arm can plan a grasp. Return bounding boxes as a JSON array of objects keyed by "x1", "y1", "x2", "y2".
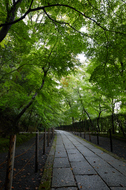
[
  {"x1": 77, "y1": 89, "x2": 94, "y2": 129},
  {"x1": 112, "y1": 111, "x2": 115, "y2": 134},
  {"x1": 52, "y1": 128, "x2": 54, "y2": 137},
  {"x1": 43, "y1": 128, "x2": 46, "y2": 154},
  {"x1": 0, "y1": 0, "x2": 23, "y2": 42},
  {"x1": 47, "y1": 128, "x2": 50, "y2": 147},
  {"x1": 12, "y1": 68, "x2": 48, "y2": 133},
  {"x1": 112, "y1": 99, "x2": 115, "y2": 134},
  {"x1": 97, "y1": 111, "x2": 101, "y2": 132},
  {"x1": 35, "y1": 130, "x2": 39, "y2": 173},
  {"x1": 5, "y1": 135, "x2": 16, "y2": 190}
]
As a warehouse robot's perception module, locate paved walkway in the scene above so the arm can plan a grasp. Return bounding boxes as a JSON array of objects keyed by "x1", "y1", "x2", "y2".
[{"x1": 51, "y1": 130, "x2": 126, "y2": 190}]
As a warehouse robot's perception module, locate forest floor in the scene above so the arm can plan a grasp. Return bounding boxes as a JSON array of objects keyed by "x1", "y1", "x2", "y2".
[{"x1": 0, "y1": 132, "x2": 126, "y2": 190}]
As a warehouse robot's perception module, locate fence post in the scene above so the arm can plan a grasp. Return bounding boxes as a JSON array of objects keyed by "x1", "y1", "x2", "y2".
[
  {"x1": 5, "y1": 135, "x2": 16, "y2": 190},
  {"x1": 50, "y1": 128, "x2": 53, "y2": 140},
  {"x1": 43, "y1": 128, "x2": 46, "y2": 155},
  {"x1": 52, "y1": 128, "x2": 54, "y2": 137},
  {"x1": 97, "y1": 130, "x2": 99, "y2": 145},
  {"x1": 35, "y1": 130, "x2": 39, "y2": 173},
  {"x1": 89, "y1": 128, "x2": 91, "y2": 142},
  {"x1": 47, "y1": 128, "x2": 50, "y2": 147},
  {"x1": 109, "y1": 129, "x2": 113, "y2": 152},
  {"x1": 84, "y1": 128, "x2": 85, "y2": 139}
]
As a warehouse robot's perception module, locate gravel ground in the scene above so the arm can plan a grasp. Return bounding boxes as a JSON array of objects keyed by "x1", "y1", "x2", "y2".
[{"x1": 0, "y1": 133, "x2": 54, "y2": 190}]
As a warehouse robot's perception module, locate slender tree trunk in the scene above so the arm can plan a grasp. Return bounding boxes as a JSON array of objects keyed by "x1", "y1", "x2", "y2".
[
  {"x1": 13, "y1": 69, "x2": 48, "y2": 132},
  {"x1": 112, "y1": 99, "x2": 115, "y2": 134},
  {"x1": 47, "y1": 128, "x2": 50, "y2": 147},
  {"x1": 118, "y1": 119, "x2": 125, "y2": 137},
  {"x1": 52, "y1": 128, "x2": 54, "y2": 137},
  {"x1": 5, "y1": 135, "x2": 16, "y2": 190},
  {"x1": 112, "y1": 112, "x2": 115, "y2": 134},
  {"x1": 89, "y1": 128, "x2": 91, "y2": 142},
  {"x1": 35, "y1": 130, "x2": 39, "y2": 173},
  {"x1": 77, "y1": 89, "x2": 94, "y2": 129},
  {"x1": 97, "y1": 111, "x2": 101, "y2": 132}
]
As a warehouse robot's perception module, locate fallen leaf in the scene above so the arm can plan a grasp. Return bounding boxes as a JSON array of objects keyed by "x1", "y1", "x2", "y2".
[{"x1": 120, "y1": 184, "x2": 124, "y2": 187}]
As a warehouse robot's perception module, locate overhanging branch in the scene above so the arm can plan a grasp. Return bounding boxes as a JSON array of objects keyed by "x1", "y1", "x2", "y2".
[{"x1": 0, "y1": 3, "x2": 125, "y2": 36}]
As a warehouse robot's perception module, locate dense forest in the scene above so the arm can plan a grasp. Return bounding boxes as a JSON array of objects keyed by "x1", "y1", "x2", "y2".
[{"x1": 0, "y1": 0, "x2": 126, "y2": 136}]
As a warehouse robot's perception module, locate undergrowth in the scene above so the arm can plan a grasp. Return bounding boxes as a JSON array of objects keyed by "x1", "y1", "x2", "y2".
[{"x1": 0, "y1": 133, "x2": 35, "y2": 153}]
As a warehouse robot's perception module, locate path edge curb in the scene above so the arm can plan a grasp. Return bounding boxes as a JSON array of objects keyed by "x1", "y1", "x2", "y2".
[{"x1": 39, "y1": 133, "x2": 57, "y2": 190}]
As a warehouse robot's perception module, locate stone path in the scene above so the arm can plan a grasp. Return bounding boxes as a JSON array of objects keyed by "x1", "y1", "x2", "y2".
[{"x1": 51, "y1": 130, "x2": 126, "y2": 190}]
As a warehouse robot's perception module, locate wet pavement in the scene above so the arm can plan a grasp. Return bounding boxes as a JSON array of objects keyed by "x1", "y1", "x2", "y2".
[{"x1": 51, "y1": 130, "x2": 126, "y2": 190}]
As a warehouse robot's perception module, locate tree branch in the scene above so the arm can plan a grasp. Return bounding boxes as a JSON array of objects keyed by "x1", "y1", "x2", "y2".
[
  {"x1": 29, "y1": 0, "x2": 34, "y2": 9},
  {"x1": 15, "y1": 66, "x2": 48, "y2": 123},
  {"x1": 0, "y1": 3, "x2": 125, "y2": 38},
  {"x1": 0, "y1": 0, "x2": 23, "y2": 42}
]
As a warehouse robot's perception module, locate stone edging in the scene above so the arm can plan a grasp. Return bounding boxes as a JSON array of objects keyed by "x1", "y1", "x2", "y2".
[{"x1": 39, "y1": 134, "x2": 57, "y2": 190}]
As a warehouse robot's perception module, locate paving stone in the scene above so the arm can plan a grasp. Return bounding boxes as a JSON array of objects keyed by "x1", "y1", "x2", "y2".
[
  {"x1": 91, "y1": 148, "x2": 104, "y2": 154},
  {"x1": 98, "y1": 167, "x2": 126, "y2": 187},
  {"x1": 64, "y1": 144, "x2": 75, "y2": 149},
  {"x1": 86, "y1": 156, "x2": 109, "y2": 168},
  {"x1": 75, "y1": 175, "x2": 110, "y2": 190},
  {"x1": 110, "y1": 187, "x2": 126, "y2": 190},
  {"x1": 96, "y1": 152, "x2": 126, "y2": 175},
  {"x1": 56, "y1": 141, "x2": 63, "y2": 145},
  {"x1": 49, "y1": 148, "x2": 55, "y2": 156},
  {"x1": 68, "y1": 153, "x2": 84, "y2": 162},
  {"x1": 67, "y1": 149, "x2": 80, "y2": 155},
  {"x1": 53, "y1": 157, "x2": 70, "y2": 168},
  {"x1": 56, "y1": 147, "x2": 66, "y2": 152},
  {"x1": 73, "y1": 142, "x2": 81, "y2": 145},
  {"x1": 87, "y1": 157, "x2": 126, "y2": 187},
  {"x1": 71, "y1": 161, "x2": 96, "y2": 175},
  {"x1": 51, "y1": 187, "x2": 77, "y2": 190},
  {"x1": 98, "y1": 152, "x2": 117, "y2": 160},
  {"x1": 55, "y1": 150, "x2": 67, "y2": 158},
  {"x1": 56, "y1": 144, "x2": 64, "y2": 148},
  {"x1": 77, "y1": 148, "x2": 97, "y2": 157},
  {"x1": 106, "y1": 160, "x2": 126, "y2": 176},
  {"x1": 52, "y1": 168, "x2": 76, "y2": 188},
  {"x1": 51, "y1": 131, "x2": 126, "y2": 190}
]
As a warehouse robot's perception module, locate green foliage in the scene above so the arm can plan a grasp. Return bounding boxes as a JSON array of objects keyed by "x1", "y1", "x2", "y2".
[
  {"x1": 0, "y1": 0, "x2": 126, "y2": 134},
  {"x1": 0, "y1": 133, "x2": 35, "y2": 152}
]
